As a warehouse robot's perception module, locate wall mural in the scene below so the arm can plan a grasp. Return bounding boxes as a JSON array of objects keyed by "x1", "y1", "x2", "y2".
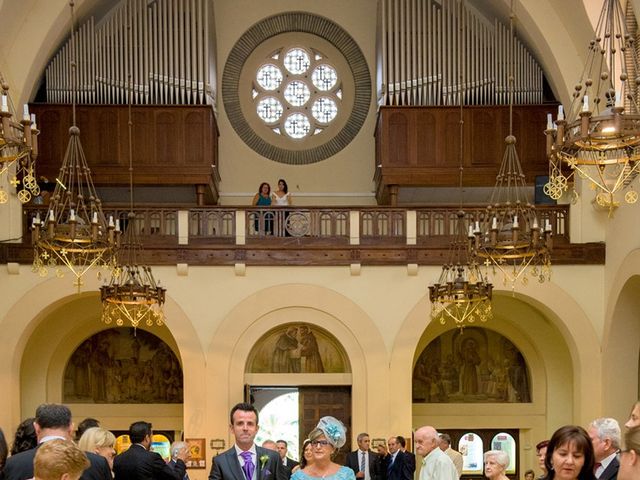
[
  {"x1": 63, "y1": 328, "x2": 182, "y2": 404},
  {"x1": 247, "y1": 323, "x2": 350, "y2": 373},
  {"x1": 412, "y1": 327, "x2": 531, "y2": 403}
]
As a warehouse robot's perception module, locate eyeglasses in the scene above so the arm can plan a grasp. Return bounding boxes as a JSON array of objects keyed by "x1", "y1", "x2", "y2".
[{"x1": 311, "y1": 440, "x2": 330, "y2": 447}]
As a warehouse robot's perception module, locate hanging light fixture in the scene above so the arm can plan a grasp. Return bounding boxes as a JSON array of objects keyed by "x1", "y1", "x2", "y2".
[
  {"x1": 100, "y1": 3, "x2": 166, "y2": 330},
  {"x1": 545, "y1": 0, "x2": 640, "y2": 215},
  {"x1": 472, "y1": 0, "x2": 553, "y2": 289},
  {"x1": 0, "y1": 76, "x2": 40, "y2": 204},
  {"x1": 428, "y1": 0, "x2": 493, "y2": 329},
  {"x1": 31, "y1": 0, "x2": 118, "y2": 289}
]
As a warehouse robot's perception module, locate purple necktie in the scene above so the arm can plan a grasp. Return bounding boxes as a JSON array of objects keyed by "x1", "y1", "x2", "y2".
[{"x1": 240, "y1": 451, "x2": 255, "y2": 480}]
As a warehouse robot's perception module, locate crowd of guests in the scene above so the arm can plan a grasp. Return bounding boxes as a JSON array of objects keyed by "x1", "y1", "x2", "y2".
[{"x1": 1, "y1": 400, "x2": 640, "y2": 480}]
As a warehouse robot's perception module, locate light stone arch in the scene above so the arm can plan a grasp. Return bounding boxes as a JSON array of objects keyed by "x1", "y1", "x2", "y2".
[
  {"x1": 205, "y1": 283, "x2": 389, "y2": 449},
  {"x1": 602, "y1": 248, "x2": 640, "y2": 421},
  {"x1": 1, "y1": 1, "x2": 593, "y2": 114},
  {"x1": 0, "y1": 275, "x2": 204, "y2": 436},
  {"x1": 391, "y1": 282, "x2": 601, "y2": 435},
  {"x1": 487, "y1": 0, "x2": 592, "y2": 106}
]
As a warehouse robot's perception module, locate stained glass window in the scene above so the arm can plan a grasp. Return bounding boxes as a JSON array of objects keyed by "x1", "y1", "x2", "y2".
[
  {"x1": 257, "y1": 97, "x2": 284, "y2": 123},
  {"x1": 256, "y1": 64, "x2": 283, "y2": 90},
  {"x1": 253, "y1": 46, "x2": 341, "y2": 139}
]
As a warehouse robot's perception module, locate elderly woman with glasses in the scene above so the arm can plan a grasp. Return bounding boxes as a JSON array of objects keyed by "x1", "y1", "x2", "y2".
[
  {"x1": 291, "y1": 417, "x2": 354, "y2": 480},
  {"x1": 483, "y1": 450, "x2": 509, "y2": 480}
]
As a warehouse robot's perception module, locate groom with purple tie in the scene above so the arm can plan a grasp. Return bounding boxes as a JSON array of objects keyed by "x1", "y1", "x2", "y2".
[{"x1": 209, "y1": 403, "x2": 286, "y2": 480}]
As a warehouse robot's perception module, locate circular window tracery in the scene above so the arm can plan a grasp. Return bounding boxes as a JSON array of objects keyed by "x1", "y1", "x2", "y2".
[
  {"x1": 253, "y1": 46, "x2": 341, "y2": 139},
  {"x1": 256, "y1": 97, "x2": 283, "y2": 123},
  {"x1": 256, "y1": 64, "x2": 283, "y2": 90},
  {"x1": 283, "y1": 48, "x2": 311, "y2": 74},
  {"x1": 222, "y1": 12, "x2": 371, "y2": 165}
]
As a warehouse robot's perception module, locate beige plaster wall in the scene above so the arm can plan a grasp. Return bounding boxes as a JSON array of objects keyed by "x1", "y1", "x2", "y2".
[
  {"x1": 212, "y1": 0, "x2": 378, "y2": 205},
  {"x1": 0, "y1": 2, "x2": 639, "y2": 479},
  {"x1": 0, "y1": 262, "x2": 609, "y2": 480},
  {"x1": 21, "y1": 293, "x2": 184, "y2": 430}
]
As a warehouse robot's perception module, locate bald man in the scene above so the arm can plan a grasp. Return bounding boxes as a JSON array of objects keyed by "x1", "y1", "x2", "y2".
[{"x1": 414, "y1": 427, "x2": 457, "y2": 480}]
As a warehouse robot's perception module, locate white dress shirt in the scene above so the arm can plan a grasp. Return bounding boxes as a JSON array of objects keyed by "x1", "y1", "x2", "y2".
[
  {"x1": 594, "y1": 451, "x2": 617, "y2": 479},
  {"x1": 235, "y1": 444, "x2": 258, "y2": 480},
  {"x1": 359, "y1": 450, "x2": 371, "y2": 480}
]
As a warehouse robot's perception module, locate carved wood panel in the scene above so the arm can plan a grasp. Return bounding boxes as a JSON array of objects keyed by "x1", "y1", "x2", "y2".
[
  {"x1": 30, "y1": 104, "x2": 218, "y2": 192},
  {"x1": 375, "y1": 105, "x2": 556, "y2": 202}
]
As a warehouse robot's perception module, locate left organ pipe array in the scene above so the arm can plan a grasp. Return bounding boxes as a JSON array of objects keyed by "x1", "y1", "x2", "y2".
[{"x1": 46, "y1": 0, "x2": 214, "y2": 105}]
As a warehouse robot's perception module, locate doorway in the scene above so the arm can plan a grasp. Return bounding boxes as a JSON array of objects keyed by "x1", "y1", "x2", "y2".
[{"x1": 247, "y1": 385, "x2": 352, "y2": 464}]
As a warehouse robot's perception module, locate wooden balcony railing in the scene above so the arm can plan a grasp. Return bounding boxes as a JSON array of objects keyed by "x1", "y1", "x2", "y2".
[{"x1": 1, "y1": 204, "x2": 603, "y2": 266}]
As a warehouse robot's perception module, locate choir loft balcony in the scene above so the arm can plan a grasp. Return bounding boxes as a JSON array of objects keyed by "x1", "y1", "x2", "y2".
[{"x1": 1, "y1": 205, "x2": 604, "y2": 267}]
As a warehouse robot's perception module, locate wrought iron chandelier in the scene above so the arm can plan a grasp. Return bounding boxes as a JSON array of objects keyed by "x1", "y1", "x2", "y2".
[
  {"x1": 0, "y1": 77, "x2": 40, "y2": 204},
  {"x1": 100, "y1": 3, "x2": 166, "y2": 330},
  {"x1": 472, "y1": 2, "x2": 552, "y2": 290},
  {"x1": 545, "y1": 0, "x2": 640, "y2": 215},
  {"x1": 428, "y1": 0, "x2": 493, "y2": 329},
  {"x1": 31, "y1": 0, "x2": 118, "y2": 289}
]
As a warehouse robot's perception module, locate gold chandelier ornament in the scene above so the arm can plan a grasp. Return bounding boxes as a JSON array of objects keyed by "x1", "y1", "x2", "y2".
[
  {"x1": 545, "y1": 0, "x2": 640, "y2": 215},
  {"x1": 100, "y1": 212, "x2": 166, "y2": 329},
  {"x1": 472, "y1": 1, "x2": 552, "y2": 289},
  {"x1": 100, "y1": 1, "x2": 166, "y2": 330},
  {"x1": 428, "y1": 0, "x2": 493, "y2": 329},
  {"x1": 0, "y1": 78, "x2": 40, "y2": 204},
  {"x1": 428, "y1": 209, "x2": 494, "y2": 328},
  {"x1": 31, "y1": 0, "x2": 118, "y2": 289}
]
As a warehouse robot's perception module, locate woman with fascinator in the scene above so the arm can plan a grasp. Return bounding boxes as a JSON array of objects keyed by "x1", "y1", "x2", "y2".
[{"x1": 291, "y1": 417, "x2": 355, "y2": 480}]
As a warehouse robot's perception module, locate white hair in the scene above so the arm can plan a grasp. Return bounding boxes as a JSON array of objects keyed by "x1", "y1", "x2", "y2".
[
  {"x1": 589, "y1": 417, "x2": 621, "y2": 449},
  {"x1": 484, "y1": 450, "x2": 509, "y2": 469},
  {"x1": 171, "y1": 441, "x2": 189, "y2": 458}
]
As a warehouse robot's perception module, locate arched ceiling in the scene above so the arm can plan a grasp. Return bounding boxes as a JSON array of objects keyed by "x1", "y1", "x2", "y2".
[{"x1": 0, "y1": 0, "x2": 621, "y2": 108}]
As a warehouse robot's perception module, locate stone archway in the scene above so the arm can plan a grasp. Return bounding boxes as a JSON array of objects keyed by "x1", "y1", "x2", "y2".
[
  {"x1": 205, "y1": 283, "x2": 389, "y2": 449},
  {"x1": 0, "y1": 276, "x2": 204, "y2": 435}
]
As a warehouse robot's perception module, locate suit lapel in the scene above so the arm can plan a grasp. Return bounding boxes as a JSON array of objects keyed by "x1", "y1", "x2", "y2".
[
  {"x1": 255, "y1": 447, "x2": 266, "y2": 480},
  {"x1": 227, "y1": 448, "x2": 247, "y2": 480}
]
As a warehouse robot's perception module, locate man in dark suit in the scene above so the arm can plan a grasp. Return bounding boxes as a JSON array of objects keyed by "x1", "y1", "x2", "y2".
[
  {"x1": 113, "y1": 421, "x2": 186, "y2": 480},
  {"x1": 383, "y1": 436, "x2": 412, "y2": 480},
  {"x1": 588, "y1": 417, "x2": 620, "y2": 480},
  {"x1": 208, "y1": 402, "x2": 286, "y2": 480},
  {"x1": 276, "y1": 440, "x2": 298, "y2": 479},
  {"x1": 1, "y1": 403, "x2": 111, "y2": 480},
  {"x1": 395, "y1": 436, "x2": 415, "y2": 476},
  {"x1": 345, "y1": 433, "x2": 380, "y2": 480}
]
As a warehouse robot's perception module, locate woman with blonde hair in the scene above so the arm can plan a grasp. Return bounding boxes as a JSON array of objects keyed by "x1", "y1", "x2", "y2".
[
  {"x1": 291, "y1": 417, "x2": 354, "y2": 480},
  {"x1": 77, "y1": 427, "x2": 116, "y2": 471},
  {"x1": 619, "y1": 426, "x2": 640, "y2": 480}
]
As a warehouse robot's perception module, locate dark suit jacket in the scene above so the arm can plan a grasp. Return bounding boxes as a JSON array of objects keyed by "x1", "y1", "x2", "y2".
[
  {"x1": 113, "y1": 444, "x2": 186, "y2": 480},
  {"x1": 598, "y1": 456, "x2": 619, "y2": 480},
  {"x1": 208, "y1": 445, "x2": 286, "y2": 480},
  {"x1": 1, "y1": 445, "x2": 111, "y2": 480},
  {"x1": 169, "y1": 459, "x2": 190, "y2": 480},
  {"x1": 402, "y1": 451, "x2": 415, "y2": 474},
  {"x1": 281, "y1": 457, "x2": 299, "y2": 479},
  {"x1": 383, "y1": 451, "x2": 413, "y2": 480},
  {"x1": 345, "y1": 450, "x2": 381, "y2": 480}
]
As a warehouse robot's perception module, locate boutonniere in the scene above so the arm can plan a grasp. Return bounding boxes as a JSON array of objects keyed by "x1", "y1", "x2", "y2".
[{"x1": 260, "y1": 455, "x2": 269, "y2": 469}]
